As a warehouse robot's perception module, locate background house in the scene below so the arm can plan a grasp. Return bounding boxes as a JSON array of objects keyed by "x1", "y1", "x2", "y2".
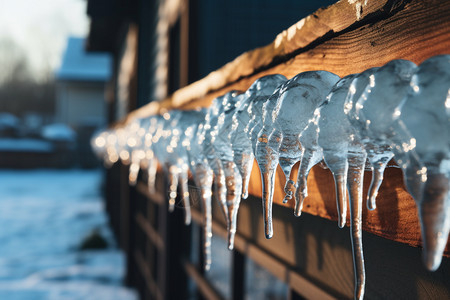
[{"x1": 56, "y1": 37, "x2": 112, "y2": 167}]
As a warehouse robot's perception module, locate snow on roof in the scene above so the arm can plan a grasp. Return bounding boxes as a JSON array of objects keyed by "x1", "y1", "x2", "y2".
[
  {"x1": 0, "y1": 138, "x2": 54, "y2": 153},
  {"x1": 56, "y1": 37, "x2": 112, "y2": 82},
  {"x1": 0, "y1": 113, "x2": 20, "y2": 129},
  {"x1": 41, "y1": 123, "x2": 76, "y2": 142}
]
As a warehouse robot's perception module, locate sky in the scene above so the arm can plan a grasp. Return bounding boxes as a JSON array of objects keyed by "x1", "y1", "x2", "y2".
[{"x1": 0, "y1": 0, "x2": 89, "y2": 80}]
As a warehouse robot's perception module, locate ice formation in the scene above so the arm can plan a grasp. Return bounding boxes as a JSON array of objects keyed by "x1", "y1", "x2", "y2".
[
  {"x1": 201, "y1": 91, "x2": 244, "y2": 249},
  {"x1": 187, "y1": 110, "x2": 215, "y2": 270},
  {"x1": 318, "y1": 74, "x2": 368, "y2": 299},
  {"x1": 215, "y1": 91, "x2": 245, "y2": 249},
  {"x1": 230, "y1": 74, "x2": 287, "y2": 200},
  {"x1": 390, "y1": 56, "x2": 450, "y2": 271},
  {"x1": 255, "y1": 71, "x2": 340, "y2": 238},
  {"x1": 91, "y1": 55, "x2": 450, "y2": 300}
]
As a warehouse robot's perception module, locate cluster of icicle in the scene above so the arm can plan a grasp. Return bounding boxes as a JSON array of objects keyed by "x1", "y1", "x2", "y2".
[{"x1": 92, "y1": 55, "x2": 450, "y2": 300}]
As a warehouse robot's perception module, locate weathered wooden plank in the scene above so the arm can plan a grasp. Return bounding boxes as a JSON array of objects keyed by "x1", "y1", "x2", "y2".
[
  {"x1": 125, "y1": 0, "x2": 450, "y2": 253},
  {"x1": 136, "y1": 181, "x2": 164, "y2": 205},
  {"x1": 122, "y1": 0, "x2": 450, "y2": 117},
  {"x1": 134, "y1": 249, "x2": 163, "y2": 300},
  {"x1": 219, "y1": 196, "x2": 450, "y2": 299},
  {"x1": 176, "y1": 0, "x2": 450, "y2": 110},
  {"x1": 183, "y1": 261, "x2": 225, "y2": 300},
  {"x1": 135, "y1": 212, "x2": 165, "y2": 251},
  {"x1": 191, "y1": 207, "x2": 338, "y2": 299}
]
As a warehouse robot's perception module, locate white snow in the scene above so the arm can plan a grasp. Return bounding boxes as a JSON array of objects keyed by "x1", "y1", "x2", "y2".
[
  {"x1": 0, "y1": 138, "x2": 54, "y2": 152},
  {"x1": 41, "y1": 123, "x2": 77, "y2": 142},
  {"x1": 0, "y1": 169, "x2": 137, "y2": 299},
  {"x1": 0, "y1": 113, "x2": 20, "y2": 129}
]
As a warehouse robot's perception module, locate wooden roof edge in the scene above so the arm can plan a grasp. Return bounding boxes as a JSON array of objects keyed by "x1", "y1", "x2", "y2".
[{"x1": 117, "y1": 0, "x2": 407, "y2": 124}]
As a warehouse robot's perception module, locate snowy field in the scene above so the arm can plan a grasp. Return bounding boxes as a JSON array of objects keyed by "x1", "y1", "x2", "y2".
[{"x1": 0, "y1": 169, "x2": 137, "y2": 300}]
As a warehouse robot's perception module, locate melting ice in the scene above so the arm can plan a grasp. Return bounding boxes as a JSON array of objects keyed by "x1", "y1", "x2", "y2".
[{"x1": 91, "y1": 55, "x2": 450, "y2": 300}]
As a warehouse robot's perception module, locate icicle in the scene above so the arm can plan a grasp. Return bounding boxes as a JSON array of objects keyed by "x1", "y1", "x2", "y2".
[
  {"x1": 128, "y1": 152, "x2": 140, "y2": 186},
  {"x1": 202, "y1": 94, "x2": 230, "y2": 222},
  {"x1": 253, "y1": 82, "x2": 283, "y2": 238},
  {"x1": 165, "y1": 113, "x2": 182, "y2": 212},
  {"x1": 254, "y1": 82, "x2": 283, "y2": 238},
  {"x1": 178, "y1": 166, "x2": 191, "y2": 225},
  {"x1": 194, "y1": 162, "x2": 213, "y2": 271},
  {"x1": 215, "y1": 91, "x2": 245, "y2": 249},
  {"x1": 123, "y1": 119, "x2": 146, "y2": 186},
  {"x1": 222, "y1": 161, "x2": 242, "y2": 249},
  {"x1": 231, "y1": 75, "x2": 287, "y2": 199},
  {"x1": 91, "y1": 130, "x2": 111, "y2": 165},
  {"x1": 366, "y1": 146, "x2": 393, "y2": 210},
  {"x1": 253, "y1": 111, "x2": 280, "y2": 239},
  {"x1": 255, "y1": 71, "x2": 339, "y2": 237},
  {"x1": 114, "y1": 127, "x2": 131, "y2": 165},
  {"x1": 273, "y1": 71, "x2": 340, "y2": 205},
  {"x1": 203, "y1": 91, "x2": 246, "y2": 246},
  {"x1": 294, "y1": 107, "x2": 325, "y2": 215},
  {"x1": 147, "y1": 158, "x2": 157, "y2": 194},
  {"x1": 334, "y1": 59, "x2": 415, "y2": 298},
  {"x1": 347, "y1": 61, "x2": 416, "y2": 212},
  {"x1": 391, "y1": 55, "x2": 450, "y2": 271},
  {"x1": 150, "y1": 111, "x2": 182, "y2": 211},
  {"x1": 319, "y1": 75, "x2": 358, "y2": 227},
  {"x1": 316, "y1": 74, "x2": 369, "y2": 299},
  {"x1": 187, "y1": 115, "x2": 214, "y2": 271},
  {"x1": 254, "y1": 128, "x2": 278, "y2": 239},
  {"x1": 278, "y1": 136, "x2": 302, "y2": 203},
  {"x1": 144, "y1": 117, "x2": 159, "y2": 194},
  {"x1": 347, "y1": 151, "x2": 367, "y2": 300},
  {"x1": 167, "y1": 165, "x2": 179, "y2": 212},
  {"x1": 167, "y1": 109, "x2": 208, "y2": 225},
  {"x1": 241, "y1": 77, "x2": 287, "y2": 238},
  {"x1": 294, "y1": 140, "x2": 324, "y2": 216},
  {"x1": 230, "y1": 101, "x2": 253, "y2": 199}
]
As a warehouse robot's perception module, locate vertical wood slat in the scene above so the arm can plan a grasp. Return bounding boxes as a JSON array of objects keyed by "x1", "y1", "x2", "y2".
[
  {"x1": 190, "y1": 208, "x2": 337, "y2": 300},
  {"x1": 232, "y1": 250, "x2": 246, "y2": 300},
  {"x1": 183, "y1": 261, "x2": 225, "y2": 300},
  {"x1": 288, "y1": 289, "x2": 306, "y2": 300},
  {"x1": 134, "y1": 249, "x2": 163, "y2": 300},
  {"x1": 136, "y1": 181, "x2": 164, "y2": 205},
  {"x1": 157, "y1": 177, "x2": 168, "y2": 300},
  {"x1": 179, "y1": 0, "x2": 189, "y2": 88},
  {"x1": 135, "y1": 212, "x2": 165, "y2": 251}
]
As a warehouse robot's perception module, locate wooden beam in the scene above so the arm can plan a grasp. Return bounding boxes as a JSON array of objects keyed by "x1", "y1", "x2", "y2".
[
  {"x1": 121, "y1": 0, "x2": 450, "y2": 119},
  {"x1": 134, "y1": 249, "x2": 163, "y2": 300},
  {"x1": 183, "y1": 261, "x2": 225, "y2": 300},
  {"x1": 126, "y1": 0, "x2": 450, "y2": 253},
  {"x1": 136, "y1": 181, "x2": 164, "y2": 205},
  {"x1": 135, "y1": 212, "x2": 165, "y2": 251},
  {"x1": 190, "y1": 207, "x2": 337, "y2": 299}
]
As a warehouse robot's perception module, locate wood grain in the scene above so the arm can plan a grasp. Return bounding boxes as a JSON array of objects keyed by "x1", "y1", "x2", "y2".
[{"x1": 120, "y1": 0, "x2": 450, "y2": 254}]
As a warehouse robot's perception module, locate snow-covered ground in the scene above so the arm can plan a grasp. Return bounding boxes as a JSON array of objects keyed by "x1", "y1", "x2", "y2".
[{"x1": 0, "y1": 169, "x2": 137, "y2": 300}]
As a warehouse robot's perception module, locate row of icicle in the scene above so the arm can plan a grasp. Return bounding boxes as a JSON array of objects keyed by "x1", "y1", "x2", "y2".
[{"x1": 92, "y1": 55, "x2": 450, "y2": 300}]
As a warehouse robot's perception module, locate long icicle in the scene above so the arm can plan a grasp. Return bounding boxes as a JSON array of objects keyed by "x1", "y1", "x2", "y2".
[
  {"x1": 366, "y1": 150, "x2": 393, "y2": 210},
  {"x1": 147, "y1": 158, "x2": 157, "y2": 194},
  {"x1": 179, "y1": 169, "x2": 191, "y2": 225},
  {"x1": 167, "y1": 166, "x2": 179, "y2": 212},
  {"x1": 347, "y1": 151, "x2": 367, "y2": 300},
  {"x1": 195, "y1": 163, "x2": 213, "y2": 271},
  {"x1": 223, "y1": 161, "x2": 242, "y2": 249},
  {"x1": 294, "y1": 148, "x2": 322, "y2": 217},
  {"x1": 256, "y1": 130, "x2": 281, "y2": 239}
]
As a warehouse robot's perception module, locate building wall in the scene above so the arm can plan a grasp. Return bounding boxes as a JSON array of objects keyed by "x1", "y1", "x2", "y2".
[{"x1": 56, "y1": 81, "x2": 107, "y2": 128}]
